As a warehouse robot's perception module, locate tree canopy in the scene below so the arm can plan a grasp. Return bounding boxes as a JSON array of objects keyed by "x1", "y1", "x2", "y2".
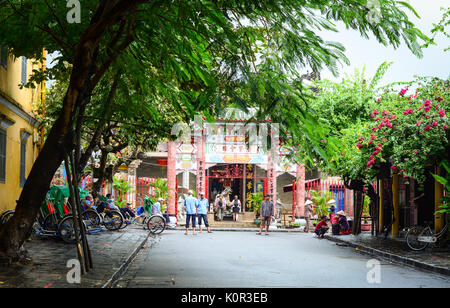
[{"x1": 0, "y1": 0, "x2": 431, "y2": 259}]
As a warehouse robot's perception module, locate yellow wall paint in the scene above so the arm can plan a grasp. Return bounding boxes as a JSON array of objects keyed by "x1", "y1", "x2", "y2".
[{"x1": 0, "y1": 50, "x2": 43, "y2": 213}]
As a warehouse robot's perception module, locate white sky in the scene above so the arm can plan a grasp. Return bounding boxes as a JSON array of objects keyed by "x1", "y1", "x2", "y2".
[{"x1": 318, "y1": 0, "x2": 450, "y2": 87}]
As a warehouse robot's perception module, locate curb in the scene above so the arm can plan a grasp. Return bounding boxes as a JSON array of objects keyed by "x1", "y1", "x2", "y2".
[
  {"x1": 101, "y1": 231, "x2": 152, "y2": 288},
  {"x1": 325, "y1": 235, "x2": 450, "y2": 277}
]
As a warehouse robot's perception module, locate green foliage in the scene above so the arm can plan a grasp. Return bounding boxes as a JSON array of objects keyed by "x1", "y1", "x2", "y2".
[
  {"x1": 247, "y1": 192, "x2": 264, "y2": 213},
  {"x1": 304, "y1": 62, "x2": 392, "y2": 177},
  {"x1": 310, "y1": 190, "x2": 334, "y2": 218},
  {"x1": 357, "y1": 77, "x2": 450, "y2": 186},
  {"x1": 148, "y1": 178, "x2": 170, "y2": 207},
  {"x1": 112, "y1": 177, "x2": 133, "y2": 208},
  {"x1": 432, "y1": 160, "x2": 450, "y2": 214},
  {"x1": 422, "y1": 6, "x2": 450, "y2": 52}
]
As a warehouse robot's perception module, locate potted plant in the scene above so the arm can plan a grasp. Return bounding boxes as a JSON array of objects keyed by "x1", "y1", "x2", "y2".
[
  {"x1": 247, "y1": 192, "x2": 263, "y2": 225},
  {"x1": 112, "y1": 177, "x2": 133, "y2": 208},
  {"x1": 310, "y1": 190, "x2": 335, "y2": 218}
]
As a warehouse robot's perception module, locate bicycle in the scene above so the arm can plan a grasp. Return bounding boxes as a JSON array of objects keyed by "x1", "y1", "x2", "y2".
[
  {"x1": 0, "y1": 209, "x2": 15, "y2": 225},
  {"x1": 145, "y1": 214, "x2": 166, "y2": 234},
  {"x1": 406, "y1": 220, "x2": 449, "y2": 251}
]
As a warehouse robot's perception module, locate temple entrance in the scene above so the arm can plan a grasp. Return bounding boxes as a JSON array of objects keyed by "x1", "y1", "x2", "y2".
[
  {"x1": 208, "y1": 178, "x2": 243, "y2": 205},
  {"x1": 206, "y1": 164, "x2": 267, "y2": 214}
]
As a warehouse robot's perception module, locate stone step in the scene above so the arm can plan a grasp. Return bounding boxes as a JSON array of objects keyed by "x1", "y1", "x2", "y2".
[{"x1": 209, "y1": 221, "x2": 257, "y2": 228}]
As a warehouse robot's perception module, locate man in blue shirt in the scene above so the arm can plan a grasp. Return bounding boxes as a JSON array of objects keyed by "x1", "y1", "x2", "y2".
[
  {"x1": 184, "y1": 190, "x2": 198, "y2": 235},
  {"x1": 197, "y1": 193, "x2": 212, "y2": 233}
]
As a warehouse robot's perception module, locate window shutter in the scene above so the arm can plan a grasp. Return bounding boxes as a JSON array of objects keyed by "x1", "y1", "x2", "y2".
[{"x1": 20, "y1": 139, "x2": 26, "y2": 187}]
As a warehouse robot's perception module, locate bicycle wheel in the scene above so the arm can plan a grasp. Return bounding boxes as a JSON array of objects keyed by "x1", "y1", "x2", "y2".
[
  {"x1": 103, "y1": 210, "x2": 123, "y2": 231},
  {"x1": 58, "y1": 216, "x2": 78, "y2": 244},
  {"x1": 43, "y1": 213, "x2": 61, "y2": 231},
  {"x1": 119, "y1": 211, "x2": 131, "y2": 230},
  {"x1": 0, "y1": 210, "x2": 14, "y2": 225},
  {"x1": 147, "y1": 215, "x2": 165, "y2": 234},
  {"x1": 81, "y1": 209, "x2": 101, "y2": 230},
  {"x1": 406, "y1": 226, "x2": 431, "y2": 251}
]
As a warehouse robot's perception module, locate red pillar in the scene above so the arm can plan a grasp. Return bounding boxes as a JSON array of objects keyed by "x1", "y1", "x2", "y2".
[
  {"x1": 296, "y1": 164, "x2": 305, "y2": 217},
  {"x1": 196, "y1": 131, "x2": 206, "y2": 196},
  {"x1": 268, "y1": 151, "x2": 277, "y2": 216},
  {"x1": 167, "y1": 141, "x2": 176, "y2": 215},
  {"x1": 292, "y1": 179, "x2": 296, "y2": 218}
]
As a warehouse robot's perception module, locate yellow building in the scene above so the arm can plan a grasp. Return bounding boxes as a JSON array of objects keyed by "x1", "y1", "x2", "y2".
[{"x1": 0, "y1": 46, "x2": 45, "y2": 213}]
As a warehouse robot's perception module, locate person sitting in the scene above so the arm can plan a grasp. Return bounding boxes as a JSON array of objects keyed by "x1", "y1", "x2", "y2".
[
  {"x1": 314, "y1": 215, "x2": 329, "y2": 238},
  {"x1": 104, "y1": 194, "x2": 135, "y2": 220},
  {"x1": 328, "y1": 200, "x2": 340, "y2": 235},
  {"x1": 82, "y1": 195, "x2": 94, "y2": 211},
  {"x1": 153, "y1": 198, "x2": 170, "y2": 224},
  {"x1": 337, "y1": 210, "x2": 351, "y2": 235}
]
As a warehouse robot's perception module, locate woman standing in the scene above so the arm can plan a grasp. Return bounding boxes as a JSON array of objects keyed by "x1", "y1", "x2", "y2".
[{"x1": 232, "y1": 195, "x2": 241, "y2": 221}]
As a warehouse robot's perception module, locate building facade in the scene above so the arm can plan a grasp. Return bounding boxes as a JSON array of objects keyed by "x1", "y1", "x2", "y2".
[
  {"x1": 136, "y1": 108, "x2": 318, "y2": 217},
  {"x1": 0, "y1": 46, "x2": 44, "y2": 212}
]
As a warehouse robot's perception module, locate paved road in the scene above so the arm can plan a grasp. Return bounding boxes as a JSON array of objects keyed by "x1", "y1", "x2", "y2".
[{"x1": 115, "y1": 230, "x2": 450, "y2": 288}]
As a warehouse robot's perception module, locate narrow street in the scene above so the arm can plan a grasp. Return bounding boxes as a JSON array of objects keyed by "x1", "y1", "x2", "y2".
[{"x1": 114, "y1": 231, "x2": 450, "y2": 288}]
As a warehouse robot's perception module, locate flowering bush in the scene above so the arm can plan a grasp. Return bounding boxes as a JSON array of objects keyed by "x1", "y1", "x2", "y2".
[{"x1": 357, "y1": 77, "x2": 449, "y2": 185}]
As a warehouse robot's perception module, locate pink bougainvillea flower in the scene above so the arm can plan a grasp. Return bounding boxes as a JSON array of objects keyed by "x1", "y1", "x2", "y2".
[
  {"x1": 372, "y1": 150, "x2": 379, "y2": 155},
  {"x1": 403, "y1": 108, "x2": 414, "y2": 115},
  {"x1": 391, "y1": 115, "x2": 397, "y2": 119},
  {"x1": 424, "y1": 99, "x2": 431, "y2": 106},
  {"x1": 425, "y1": 114, "x2": 430, "y2": 118},
  {"x1": 359, "y1": 137, "x2": 364, "y2": 141},
  {"x1": 439, "y1": 109, "x2": 445, "y2": 117},
  {"x1": 391, "y1": 166, "x2": 396, "y2": 170},
  {"x1": 432, "y1": 121, "x2": 438, "y2": 127},
  {"x1": 372, "y1": 127, "x2": 377, "y2": 132},
  {"x1": 356, "y1": 142, "x2": 363, "y2": 149},
  {"x1": 444, "y1": 125, "x2": 449, "y2": 130},
  {"x1": 386, "y1": 122, "x2": 392, "y2": 128},
  {"x1": 368, "y1": 140, "x2": 373, "y2": 144},
  {"x1": 437, "y1": 97, "x2": 443, "y2": 102},
  {"x1": 399, "y1": 87, "x2": 408, "y2": 95},
  {"x1": 424, "y1": 125, "x2": 431, "y2": 131},
  {"x1": 371, "y1": 134, "x2": 376, "y2": 140},
  {"x1": 416, "y1": 121, "x2": 422, "y2": 126}
]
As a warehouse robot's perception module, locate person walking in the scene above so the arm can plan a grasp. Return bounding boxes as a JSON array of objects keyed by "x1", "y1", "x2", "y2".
[
  {"x1": 184, "y1": 190, "x2": 198, "y2": 235},
  {"x1": 197, "y1": 193, "x2": 212, "y2": 233},
  {"x1": 232, "y1": 195, "x2": 241, "y2": 222},
  {"x1": 257, "y1": 194, "x2": 274, "y2": 235},
  {"x1": 304, "y1": 199, "x2": 314, "y2": 233}
]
